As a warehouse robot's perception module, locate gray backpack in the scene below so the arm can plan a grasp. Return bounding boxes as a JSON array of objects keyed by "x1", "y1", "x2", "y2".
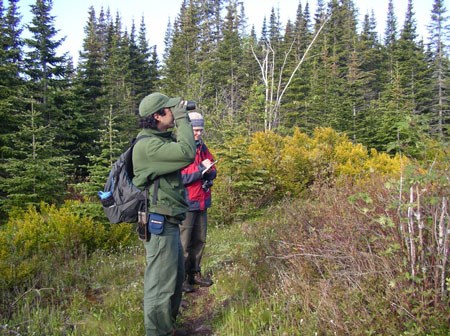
[{"x1": 98, "y1": 136, "x2": 150, "y2": 223}]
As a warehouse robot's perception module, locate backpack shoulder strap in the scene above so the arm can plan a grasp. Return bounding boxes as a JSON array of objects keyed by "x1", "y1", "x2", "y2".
[
  {"x1": 151, "y1": 178, "x2": 160, "y2": 205},
  {"x1": 132, "y1": 135, "x2": 160, "y2": 194},
  {"x1": 132, "y1": 134, "x2": 151, "y2": 146}
]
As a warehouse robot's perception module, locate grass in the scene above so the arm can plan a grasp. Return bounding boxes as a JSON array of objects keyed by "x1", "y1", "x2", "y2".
[{"x1": 1, "y1": 243, "x2": 145, "y2": 335}]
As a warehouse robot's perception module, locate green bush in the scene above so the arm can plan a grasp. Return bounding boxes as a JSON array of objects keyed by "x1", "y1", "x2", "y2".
[
  {"x1": 248, "y1": 127, "x2": 406, "y2": 198},
  {"x1": 0, "y1": 201, "x2": 134, "y2": 291}
]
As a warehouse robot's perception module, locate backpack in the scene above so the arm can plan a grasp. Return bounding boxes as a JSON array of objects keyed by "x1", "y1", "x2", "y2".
[{"x1": 98, "y1": 135, "x2": 151, "y2": 224}]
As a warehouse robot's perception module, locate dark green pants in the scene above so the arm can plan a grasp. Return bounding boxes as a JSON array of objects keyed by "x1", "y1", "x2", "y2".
[
  {"x1": 180, "y1": 210, "x2": 207, "y2": 276},
  {"x1": 143, "y1": 222, "x2": 184, "y2": 336}
]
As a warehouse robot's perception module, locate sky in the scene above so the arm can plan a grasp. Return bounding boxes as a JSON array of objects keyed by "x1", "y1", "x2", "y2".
[{"x1": 15, "y1": 0, "x2": 446, "y2": 64}]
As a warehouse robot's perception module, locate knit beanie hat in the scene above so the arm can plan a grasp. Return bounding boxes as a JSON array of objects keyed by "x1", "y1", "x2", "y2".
[
  {"x1": 188, "y1": 112, "x2": 204, "y2": 129},
  {"x1": 139, "y1": 92, "x2": 181, "y2": 117}
]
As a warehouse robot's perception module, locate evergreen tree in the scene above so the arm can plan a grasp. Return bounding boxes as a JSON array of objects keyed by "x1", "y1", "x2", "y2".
[
  {"x1": 71, "y1": 6, "x2": 106, "y2": 178},
  {"x1": 294, "y1": 0, "x2": 312, "y2": 60},
  {"x1": 358, "y1": 11, "x2": 386, "y2": 98},
  {"x1": 0, "y1": 0, "x2": 26, "y2": 216},
  {"x1": 305, "y1": 0, "x2": 360, "y2": 133},
  {"x1": 282, "y1": 1, "x2": 313, "y2": 131},
  {"x1": 384, "y1": 0, "x2": 397, "y2": 47},
  {"x1": 383, "y1": 0, "x2": 398, "y2": 76},
  {"x1": 238, "y1": 6, "x2": 261, "y2": 91},
  {"x1": 240, "y1": 25, "x2": 265, "y2": 133},
  {"x1": 394, "y1": 0, "x2": 432, "y2": 118},
  {"x1": 268, "y1": 7, "x2": 282, "y2": 46},
  {"x1": 313, "y1": 0, "x2": 326, "y2": 29},
  {"x1": 260, "y1": 16, "x2": 268, "y2": 43},
  {"x1": 427, "y1": 0, "x2": 450, "y2": 139},
  {"x1": 190, "y1": 0, "x2": 223, "y2": 106},
  {"x1": 0, "y1": 0, "x2": 25, "y2": 153},
  {"x1": 0, "y1": 99, "x2": 68, "y2": 212},
  {"x1": 77, "y1": 105, "x2": 125, "y2": 198},
  {"x1": 374, "y1": 64, "x2": 424, "y2": 157},
  {"x1": 20, "y1": 0, "x2": 73, "y2": 188},
  {"x1": 237, "y1": 0, "x2": 247, "y2": 38},
  {"x1": 355, "y1": 11, "x2": 388, "y2": 145},
  {"x1": 24, "y1": 0, "x2": 69, "y2": 125},
  {"x1": 136, "y1": 16, "x2": 159, "y2": 101},
  {"x1": 101, "y1": 11, "x2": 135, "y2": 142},
  {"x1": 214, "y1": 0, "x2": 243, "y2": 118},
  {"x1": 128, "y1": 18, "x2": 158, "y2": 110},
  {"x1": 162, "y1": 18, "x2": 173, "y2": 64},
  {"x1": 162, "y1": 0, "x2": 201, "y2": 96},
  {"x1": 301, "y1": 0, "x2": 330, "y2": 132}
]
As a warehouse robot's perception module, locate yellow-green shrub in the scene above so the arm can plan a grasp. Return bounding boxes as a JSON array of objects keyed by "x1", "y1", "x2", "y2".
[
  {"x1": 333, "y1": 140, "x2": 369, "y2": 176},
  {"x1": 334, "y1": 141, "x2": 406, "y2": 178},
  {"x1": 248, "y1": 131, "x2": 284, "y2": 175},
  {"x1": 280, "y1": 128, "x2": 314, "y2": 196},
  {"x1": 247, "y1": 127, "x2": 408, "y2": 200},
  {"x1": 0, "y1": 201, "x2": 134, "y2": 289},
  {"x1": 364, "y1": 149, "x2": 407, "y2": 177}
]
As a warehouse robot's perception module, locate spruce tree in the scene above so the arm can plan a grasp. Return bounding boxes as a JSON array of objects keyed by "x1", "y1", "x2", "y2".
[
  {"x1": 383, "y1": 0, "x2": 398, "y2": 79},
  {"x1": 302, "y1": 0, "x2": 330, "y2": 131},
  {"x1": 215, "y1": 0, "x2": 244, "y2": 118},
  {"x1": 24, "y1": 0, "x2": 69, "y2": 125},
  {"x1": 355, "y1": 11, "x2": 388, "y2": 145},
  {"x1": 195, "y1": 0, "x2": 223, "y2": 107},
  {"x1": 329, "y1": 0, "x2": 360, "y2": 133},
  {"x1": 427, "y1": 0, "x2": 450, "y2": 139},
  {"x1": 101, "y1": 11, "x2": 135, "y2": 142},
  {"x1": 0, "y1": 0, "x2": 25, "y2": 153},
  {"x1": 359, "y1": 11, "x2": 386, "y2": 99},
  {"x1": 136, "y1": 16, "x2": 159, "y2": 101},
  {"x1": 0, "y1": 99, "x2": 68, "y2": 212},
  {"x1": 240, "y1": 26, "x2": 266, "y2": 133},
  {"x1": 0, "y1": 0, "x2": 27, "y2": 217},
  {"x1": 162, "y1": 18, "x2": 173, "y2": 64},
  {"x1": 304, "y1": 0, "x2": 359, "y2": 133},
  {"x1": 394, "y1": 0, "x2": 431, "y2": 124},
  {"x1": 162, "y1": 0, "x2": 201, "y2": 96},
  {"x1": 71, "y1": 6, "x2": 106, "y2": 178},
  {"x1": 238, "y1": 11, "x2": 262, "y2": 97},
  {"x1": 282, "y1": 1, "x2": 314, "y2": 131},
  {"x1": 77, "y1": 105, "x2": 125, "y2": 198},
  {"x1": 18, "y1": 0, "x2": 74, "y2": 189},
  {"x1": 374, "y1": 64, "x2": 424, "y2": 157}
]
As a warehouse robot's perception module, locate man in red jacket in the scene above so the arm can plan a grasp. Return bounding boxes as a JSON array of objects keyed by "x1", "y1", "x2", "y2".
[{"x1": 180, "y1": 112, "x2": 217, "y2": 293}]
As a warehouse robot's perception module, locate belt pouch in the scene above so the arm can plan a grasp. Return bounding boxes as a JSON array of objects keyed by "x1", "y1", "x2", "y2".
[{"x1": 148, "y1": 213, "x2": 165, "y2": 235}]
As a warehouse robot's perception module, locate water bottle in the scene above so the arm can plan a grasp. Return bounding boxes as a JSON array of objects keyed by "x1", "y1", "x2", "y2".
[{"x1": 98, "y1": 191, "x2": 115, "y2": 207}]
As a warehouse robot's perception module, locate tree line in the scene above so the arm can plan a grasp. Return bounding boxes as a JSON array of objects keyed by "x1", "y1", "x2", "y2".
[{"x1": 0, "y1": 0, "x2": 448, "y2": 216}]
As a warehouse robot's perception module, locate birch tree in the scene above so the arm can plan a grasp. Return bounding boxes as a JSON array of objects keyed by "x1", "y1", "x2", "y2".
[{"x1": 251, "y1": 14, "x2": 330, "y2": 131}]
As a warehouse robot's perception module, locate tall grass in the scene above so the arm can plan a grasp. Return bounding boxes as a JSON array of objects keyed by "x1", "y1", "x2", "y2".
[
  {"x1": 0, "y1": 242, "x2": 146, "y2": 335},
  {"x1": 209, "y1": 173, "x2": 449, "y2": 335}
]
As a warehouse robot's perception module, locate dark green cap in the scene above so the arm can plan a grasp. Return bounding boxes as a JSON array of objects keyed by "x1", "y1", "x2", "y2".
[{"x1": 139, "y1": 92, "x2": 181, "y2": 117}]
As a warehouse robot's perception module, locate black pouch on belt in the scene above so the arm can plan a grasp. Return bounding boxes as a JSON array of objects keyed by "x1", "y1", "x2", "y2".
[{"x1": 137, "y1": 210, "x2": 149, "y2": 241}]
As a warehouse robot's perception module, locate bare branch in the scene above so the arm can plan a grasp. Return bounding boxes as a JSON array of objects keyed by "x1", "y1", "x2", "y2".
[{"x1": 278, "y1": 15, "x2": 331, "y2": 105}]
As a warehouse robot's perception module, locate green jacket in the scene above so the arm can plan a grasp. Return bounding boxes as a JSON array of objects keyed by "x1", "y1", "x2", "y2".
[{"x1": 132, "y1": 116, "x2": 196, "y2": 221}]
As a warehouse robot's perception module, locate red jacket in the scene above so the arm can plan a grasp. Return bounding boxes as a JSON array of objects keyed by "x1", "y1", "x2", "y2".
[{"x1": 181, "y1": 141, "x2": 216, "y2": 211}]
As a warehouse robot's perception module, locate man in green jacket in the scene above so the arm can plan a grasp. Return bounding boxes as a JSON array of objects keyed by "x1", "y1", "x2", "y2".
[{"x1": 132, "y1": 92, "x2": 196, "y2": 336}]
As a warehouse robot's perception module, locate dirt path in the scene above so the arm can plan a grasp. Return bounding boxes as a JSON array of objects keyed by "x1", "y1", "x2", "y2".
[{"x1": 179, "y1": 286, "x2": 216, "y2": 335}]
